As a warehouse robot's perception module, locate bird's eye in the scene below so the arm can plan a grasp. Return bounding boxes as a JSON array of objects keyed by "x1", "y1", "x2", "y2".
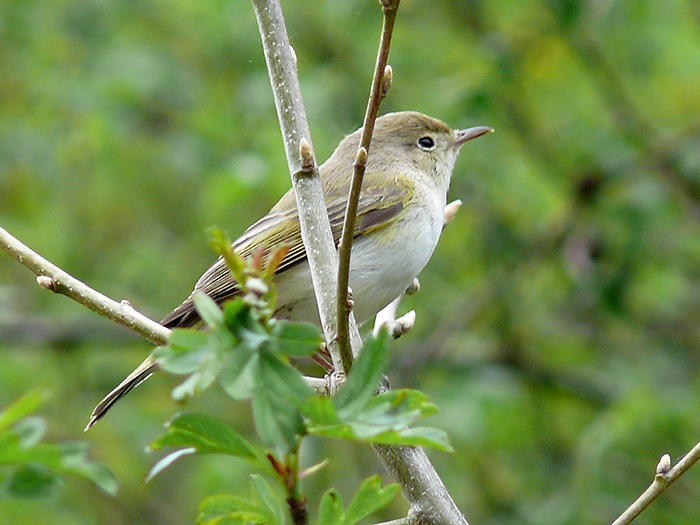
[{"x1": 417, "y1": 136, "x2": 436, "y2": 150}]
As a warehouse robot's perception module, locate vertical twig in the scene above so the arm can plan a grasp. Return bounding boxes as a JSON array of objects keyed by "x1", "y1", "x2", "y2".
[
  {"x1": 336, "y1": 0, "x2": 400, "y2": 369},
  {"x1": 251, "y1": 2, "x2": 470, "y2": 524},
  {"x1": 250, "y1": 0, "x2": 350, "y2": 374}
]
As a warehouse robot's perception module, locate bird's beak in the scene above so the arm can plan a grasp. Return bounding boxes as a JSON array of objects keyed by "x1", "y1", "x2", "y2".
[{"x1": 454, "y1": 126, "x2": 494, "y2": 146}]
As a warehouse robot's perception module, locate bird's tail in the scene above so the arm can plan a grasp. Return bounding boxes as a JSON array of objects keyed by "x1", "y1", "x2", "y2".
[{"x1": 84, "y1": 356, "x2": 158, "y2": 431}]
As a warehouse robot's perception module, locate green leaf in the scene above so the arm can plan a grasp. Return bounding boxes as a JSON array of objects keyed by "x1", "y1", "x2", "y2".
[
  {"x1": 207, "y1": 227, "x2": 247, "y2": 284},
  {"x1": 270, "y1": 320, "x2": 323, "y2": 357},
  {"x1": 367, "y1": 389, "x2": 439, "y2": 417},
  {"x1": 300, "y1": 396, "x2": 341, "y2": 426},
  {"x1": 153, "y1": 345, "x2": 207, "y2": 375},
  {"x1": 149, "y1": 413, "x2": 257, "y2": 458},
  {"x1": 250, "y1": 474, "x2": 285, "y2": 525},
  {"x1": 317, "y1": 489, "x2": 344, "y2": 525},
  {"x1": 68, "y1": 460, "x2": 119, "y2": 495},
  {"x1": 3, "y1": 465, "x2": 58, "y2": 499},
  {"x1": 343, "y1": 476, "x2": 401, "y2": 525},
  {"x1": 198, "y1": 494, "x2": 268, "y2": 525},
  {"x1": 13, "y1": 417, "x2": 46, "y2": 448},
  {"x1": 305, "y1": 390, "x2": 453, "y2": 451},
  {"x1": 219, "y1": 348, "x2": 258, "y2": 400},
  {"x1": 168, "y1": 328, "x2": 209, "y2": 353},
  {"x1": 145, "y1": 448, "x2": 196, "y2": 483},
  {"x1": 0, "y1": 391, "x2": 48, "y2": 431},
  {"x1": 58, "y1": 443, "x2": 119, "y2": 495},
  {"x1": 251, "y1": 348, "x2": 312, "y2": 452},
  {"x1": 223, "y1": 299, "x2": 256, "y2": 340},
  {"x1": 194, "y1": 292, "x2": 224, "y2": 328},
  {"x1": 334, "y1": 331, "x2": 390, "y2": 415},
  {"x1": 380, "y1": 427, "x2": 453, "y2": 452}
]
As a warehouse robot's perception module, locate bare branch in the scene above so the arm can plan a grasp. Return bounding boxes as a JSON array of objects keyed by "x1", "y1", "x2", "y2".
[
  {"x1": 250, "y1": 0, "x2": 363, "y2": 378},
  {"x1": 373, "y1": 442, "x2": 469, "y2": 525},
  {"x1": 336, "y1": 1, "x2": 400, "y2": 364},
  {"x1": 0, "y1": 226, "x2": 169, "y2": 346},
  {"x1": 611, "y1": 443, "x2": 700, "y2": 525}
]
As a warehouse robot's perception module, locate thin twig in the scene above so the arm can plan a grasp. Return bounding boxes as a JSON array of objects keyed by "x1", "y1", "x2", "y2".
[
  {"x1": 611, "y1": 443, "x2": 700, "y2": 525},
  {"x1": 250, "y1": 0, "x2": 364, "y2": 376},
  {"x1": 0, "y1": 226, "x2": 170, "y2": 346},
  {"x1": 336, "y1": 0, "x2": 400, "y2": 369}
]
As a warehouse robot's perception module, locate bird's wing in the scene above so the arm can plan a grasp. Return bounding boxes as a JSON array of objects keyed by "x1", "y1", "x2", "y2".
[{"x1": 161, "y1": 174, "x2": 411, "y2": 328}]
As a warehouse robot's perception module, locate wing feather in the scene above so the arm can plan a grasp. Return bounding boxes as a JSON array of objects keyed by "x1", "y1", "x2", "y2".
[{"x1": 161, "y1": 174, "x2": 411, "y2": 328}]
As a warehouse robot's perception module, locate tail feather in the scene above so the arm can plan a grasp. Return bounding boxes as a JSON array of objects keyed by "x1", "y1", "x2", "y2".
[{"x1": 85, "y1": 357, "x2": 158, "y2": 431}]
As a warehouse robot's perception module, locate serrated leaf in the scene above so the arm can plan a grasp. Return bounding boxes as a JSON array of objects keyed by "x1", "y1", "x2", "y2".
[
  {"x1": 343, "y1": 476, "x2": 401, "y2": 525},
  {"x1": 0, "y1": 391, "x2": 48, "y2": 431},
  {"x1": 317, "y1": 489, "x2": 344, "y2": 525},
  {"x1": 334, "y1": 331, "x2": 389, "y2": 415},
  {"x1": 198, "y1": 494, "x2": 268, "y2": 525},
  {"x1": 270, "y1": 321, "x2": 323, "y2": 357},
  {"x1": 149, "y1": 413, "x2": 257, "y2": 459},
  {"x1": 194, "y1": 292, "x2": 224, "y2": 328},
  {"x1": 219, "y1": 348, "x2": 258, "y2": 400},
  {"x1": 145, "y1": 448, "x2": 196, "y2": 482},
  {"x1": 250, "y1": 474, "x2": 284, "y2": 525}
]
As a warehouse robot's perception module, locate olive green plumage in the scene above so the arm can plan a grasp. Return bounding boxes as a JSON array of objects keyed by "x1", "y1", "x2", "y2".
[{"x1": 86, "y1": 111, "x2": 492, "y2": 430}]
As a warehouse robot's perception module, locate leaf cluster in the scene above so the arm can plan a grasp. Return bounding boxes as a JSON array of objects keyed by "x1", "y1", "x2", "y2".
[
  {"x1": 143, "y1": 233, "x2": 449, "y2": 523},
  {"x1": 0, "y1": 391, "x2": 117, "y2": 499}
]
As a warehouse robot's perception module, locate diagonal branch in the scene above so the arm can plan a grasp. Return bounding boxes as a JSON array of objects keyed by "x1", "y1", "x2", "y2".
[
  {"x1": 336, "y1": 0, "x2": 400, "y2": 370},
  {"x1": 250, "y1": 0, "x2": 362, "y2": 377},
  {"x1": 0, "y1": 226, "x2": 169, "y2": 347},
  {"x1": 250, "y1": 2, "x2": 469, "y2": 524},
  {"x1": 611, "y1": 442, "x2": 700, "y2": 525}
]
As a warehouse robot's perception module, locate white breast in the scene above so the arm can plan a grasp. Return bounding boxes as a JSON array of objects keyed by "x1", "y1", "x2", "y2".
[{"x1": 274, "y1": 184, "x2": 446, "y2": 326}]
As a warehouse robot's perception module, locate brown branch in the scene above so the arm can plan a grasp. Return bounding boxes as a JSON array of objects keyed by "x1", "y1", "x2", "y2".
[
  {"x1": 0, "y1": 226, "x2": 169, "y2": 346},
  {"x1": 336, "y1": 0, "x2": 400, "y2": 367},
  {"x1": 611, "y1": 443, "x2": 700, "y2": 525}
]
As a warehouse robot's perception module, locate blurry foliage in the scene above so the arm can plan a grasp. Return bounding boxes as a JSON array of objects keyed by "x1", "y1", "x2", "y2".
[
  {"x1": 1, "y1": 0, "x2": 700, "y2": 524},
  {"x1": 0, "y1": 391, "x2": 117, "y2": 501}
]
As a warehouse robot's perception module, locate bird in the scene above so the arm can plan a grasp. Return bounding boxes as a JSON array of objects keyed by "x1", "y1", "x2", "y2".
[{"x1": 85, "y1": 111, "x2": 492, "y2": 430}]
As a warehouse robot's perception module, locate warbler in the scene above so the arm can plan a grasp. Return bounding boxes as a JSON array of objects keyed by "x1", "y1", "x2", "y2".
[{"x1": 86, "y1": 111, "x2": 492, "y2": 429}]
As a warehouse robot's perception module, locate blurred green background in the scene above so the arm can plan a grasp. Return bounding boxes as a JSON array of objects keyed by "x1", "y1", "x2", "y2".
[{"x1": 2, "y1": 0, "x2": 700, "y2": 523}]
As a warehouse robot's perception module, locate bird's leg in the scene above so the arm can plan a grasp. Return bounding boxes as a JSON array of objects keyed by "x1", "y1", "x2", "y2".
[{"x1": 312, "y1": 341, "x2": 335, "y2": 373}]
